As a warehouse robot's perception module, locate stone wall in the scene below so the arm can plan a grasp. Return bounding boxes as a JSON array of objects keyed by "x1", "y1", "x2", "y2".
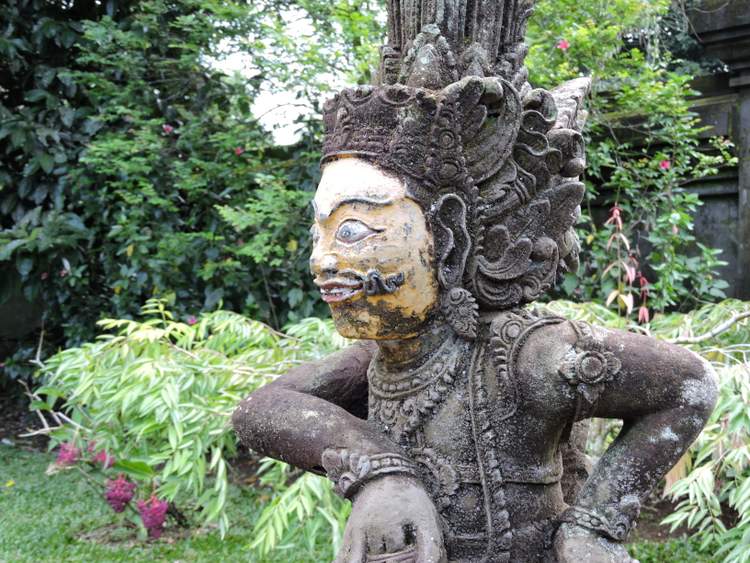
[{"x1": 688, "y1": 0, "x2": 750, "y2": 298}]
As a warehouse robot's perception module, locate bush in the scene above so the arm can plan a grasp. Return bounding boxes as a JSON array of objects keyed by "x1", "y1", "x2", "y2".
[
  {"x1": 527, "y1": 0, "x2": 736, "y2": 320},
  {"x1": 35, "y1": 298, "x2": 749, "y2": 556},
  {"x1": 0, "y1": 0, "x2": 331, "y2": 380},
  {"x1": 32, "y1": 298, "x2": 346, "y2": 537}
]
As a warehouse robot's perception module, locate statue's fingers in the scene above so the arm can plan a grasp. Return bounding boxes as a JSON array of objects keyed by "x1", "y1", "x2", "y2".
[{"x1": 414, "y1": 525, "x2": 446, "y2": 563}]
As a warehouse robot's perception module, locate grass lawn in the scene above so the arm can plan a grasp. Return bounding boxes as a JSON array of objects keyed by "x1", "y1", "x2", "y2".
[
  {"x1": 0, "y1": 445, "x2": 333, "y2": 562},
  {"x1": 0, "y1": 444, "x2": 713, "y2": 562}
]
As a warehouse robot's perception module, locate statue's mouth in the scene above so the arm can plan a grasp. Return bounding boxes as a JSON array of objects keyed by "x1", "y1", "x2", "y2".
[
  {"x1": 316, "y1": 279, "x2": 364, "y2": 303},
  {"x1": 315, "y1": 270, "x2": 405, "y2": 303}
]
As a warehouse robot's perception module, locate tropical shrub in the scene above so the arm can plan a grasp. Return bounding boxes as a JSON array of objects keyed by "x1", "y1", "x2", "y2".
[
  {"x1": 32, "y1": 298, "x2": 750, "y2": 555},
  {"x1": 32, "y1": 298, "x2": 346, "y2": 537},
  {"x1": 527, "y1": 0, "x2": 737, "y2": 319},
  {"x1": 0, "y1": 0, "x2": 331, "y2": 380}
]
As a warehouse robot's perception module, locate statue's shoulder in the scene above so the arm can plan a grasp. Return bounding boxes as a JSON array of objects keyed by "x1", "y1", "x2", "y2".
[{"x1": 480, "y1": 307, "x2": 569, "y2": 354}]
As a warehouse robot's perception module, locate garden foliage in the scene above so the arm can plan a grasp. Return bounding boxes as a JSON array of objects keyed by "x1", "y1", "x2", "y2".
[
  {"x1": 526, "y1": 0, "x2": 736, "y2": 317},
  {"x1": 33, "y1": 298, "x2": 750, "y2": 559},
  {"x1": 0, "y1": 0, "x2": 339, "y2": 379},
  {"x1": 0, "y1": 0, "x2": 737, "y2": 382},
  {"x1": 33, "y1": 298, "x2": 347, "y2": 537}
]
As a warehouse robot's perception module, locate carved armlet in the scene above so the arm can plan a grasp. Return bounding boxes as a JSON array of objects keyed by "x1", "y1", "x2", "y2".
[
  {"x1": 559, "y1": 320, "x2": 622, "y2": 416},
  {"x1": 321, "y1": 448, "x2": 419, "y2": 499},
  {"x1": 559, "y1": 495, "x2": 641, "y2": 542}
]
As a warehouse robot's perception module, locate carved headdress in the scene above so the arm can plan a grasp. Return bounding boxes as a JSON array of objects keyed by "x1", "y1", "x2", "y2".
[{"x1": 322, "y1": 0, "x2": 590, "y2": 319}]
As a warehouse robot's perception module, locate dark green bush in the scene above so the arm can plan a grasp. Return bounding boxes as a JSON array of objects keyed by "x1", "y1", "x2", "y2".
[{"x1": 0, "y1": 0, "x2": 333, "y2": 378}]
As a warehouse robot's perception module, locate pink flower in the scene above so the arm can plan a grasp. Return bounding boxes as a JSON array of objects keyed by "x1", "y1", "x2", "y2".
[
  {"x1": 41, "y1": 272, "x2": 49, "y2": 280},
  {"x1": 604, "y1": 205, "x2": 623, "y2": 230},
  {"x1": 638, "y1": 305, "x2": 650, "y2": 324},
  {"x1": 162, "y1": 124, "x2": 174, "y2": 135},
  {"x1": 138, "y1": 495, "x2": 169, "y2": 539},
  {"x1": 93, "y1": 449, "x2": 116, "y2": 469},
  {"x1": 59, "y1": 268, "x2": 69, "y2": 278},
  {"x1": 186, "y1": 315, "x2": 197, "y2": 326},
  {"x1": 659, "y1": 159, "x2": 671, "y2": 170},
  {"x1": 105, "y1": 475, "x2": 136, "y2": 513},
  {"x1": 234, "y1": 146, "x2": 244, "y2": 156},
  {"x1": 557, "y1": 39, "x2": 570, "y2": 51},
  {"x1": 56, "y1": 442, "x2": 79, "y2": 466}
]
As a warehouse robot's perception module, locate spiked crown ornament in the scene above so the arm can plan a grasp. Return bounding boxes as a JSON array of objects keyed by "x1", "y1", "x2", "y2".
[{"x1": 322, "y1": 0, "x2": 590, "y2": 312}]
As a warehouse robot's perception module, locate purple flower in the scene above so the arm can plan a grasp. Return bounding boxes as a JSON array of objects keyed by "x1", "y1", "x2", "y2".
[
  {"x1": 56, "y1": 442, "x2": 79, "y2": 466},
  {"x1": 138, "y1": 495, "x2": 169, "y2": 539},
  {"x1": 186, "y1": 315, "x2": 198, "y2": 326},
  {"x1": 105, "y1": 475, "x2": 136, "y2": 513}
]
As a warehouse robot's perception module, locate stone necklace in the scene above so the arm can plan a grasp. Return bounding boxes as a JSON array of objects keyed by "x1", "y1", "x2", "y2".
[{"x1": 368, "y1": 332, "x2": 468, "y2": 445}]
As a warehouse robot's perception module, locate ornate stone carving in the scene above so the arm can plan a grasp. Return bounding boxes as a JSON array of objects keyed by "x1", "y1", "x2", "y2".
[
  {"x1": 369, "y1": 332, "x2": 467, "y2": 444},
  {"x1": 232, "y1": 1, "x2": 718, "y2": 561},
  {"x1": 559, "y1": 321, "x2": 623, "y2": 409},
  {"x1": 321, "y1": 449, "x2": 420, "y2": 499},
  {"x1": 560, "y1": 496, "x2": 641, "y2": 542},
  {"x1": 441, "y1": 287, "x2": 478, "y2": 339}
]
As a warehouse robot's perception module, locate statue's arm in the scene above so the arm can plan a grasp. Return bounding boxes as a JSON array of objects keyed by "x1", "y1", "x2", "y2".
[
  {"x1": 232, "y1": 341, "x2": 399, "y2": 474},
  {"x1": 546, "y1": 322, "x2": 718, "y2": 544}
]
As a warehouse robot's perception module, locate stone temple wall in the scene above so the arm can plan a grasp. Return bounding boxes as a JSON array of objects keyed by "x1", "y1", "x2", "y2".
[{"x1": 686, "y1": 0, "x2": 750, "y2": 299}]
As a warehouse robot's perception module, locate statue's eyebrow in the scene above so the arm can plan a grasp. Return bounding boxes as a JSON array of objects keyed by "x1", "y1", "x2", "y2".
[{"x1": 316, "y1": 195, "x2": 394, "y2": 220}]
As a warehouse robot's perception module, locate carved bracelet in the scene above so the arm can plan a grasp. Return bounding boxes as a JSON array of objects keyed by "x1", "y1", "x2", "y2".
[
  {"x1": 321, "y1": 448, "x2": 419, "y2": 499},
  {"x1": 559, "y1": 496, "x2": 641, "y2": 542}
]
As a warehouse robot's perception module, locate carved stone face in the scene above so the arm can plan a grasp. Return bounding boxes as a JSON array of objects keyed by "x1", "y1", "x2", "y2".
[{"x1": 311, "y1": 157, "x2": 439, "y2": 339}]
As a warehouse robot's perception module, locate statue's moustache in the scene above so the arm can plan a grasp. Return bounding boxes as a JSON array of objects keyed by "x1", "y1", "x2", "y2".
[{"x1": 362, "y1": 269, "x2": 405, "y2": 296}]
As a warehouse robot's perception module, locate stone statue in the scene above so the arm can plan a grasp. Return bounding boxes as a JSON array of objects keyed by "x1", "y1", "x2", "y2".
[{"x1": 232, "y1": 1, "x2": 718, "y2": 561}]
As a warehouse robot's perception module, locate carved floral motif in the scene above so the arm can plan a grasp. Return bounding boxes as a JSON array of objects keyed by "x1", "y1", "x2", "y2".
[{"x1": 559, "y1": 321, "x2": 622, "y2": 407}]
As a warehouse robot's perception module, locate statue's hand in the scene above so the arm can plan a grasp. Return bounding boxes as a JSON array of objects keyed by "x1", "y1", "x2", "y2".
[
  {"x1": 335, "y1": 475, "x2": 446, "y2": 563},
  {"x1": 554, "y1": 523, "x2": 638, "y2": 563}
]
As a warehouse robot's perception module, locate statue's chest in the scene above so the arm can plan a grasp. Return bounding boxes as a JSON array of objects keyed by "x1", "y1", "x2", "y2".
[
  {"x1": 367, "y1": 337, "x2": 482, "y2": 524},
  {"x1": 367, "y1": 335, "x2": 472, "y2": 455}
]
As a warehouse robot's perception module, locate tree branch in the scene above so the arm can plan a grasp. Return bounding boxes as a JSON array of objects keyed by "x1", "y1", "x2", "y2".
[{"x1": 668, "y1": 310, "x2": 750, "y2": 344}]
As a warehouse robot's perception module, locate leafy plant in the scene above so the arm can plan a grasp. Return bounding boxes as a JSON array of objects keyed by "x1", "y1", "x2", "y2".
[
  {"x1": 527, "y1": 0, "x2": 736, "y2": 320},
  {"x1": 32, "y1": 299, "x2": 344, "y2": 536}
]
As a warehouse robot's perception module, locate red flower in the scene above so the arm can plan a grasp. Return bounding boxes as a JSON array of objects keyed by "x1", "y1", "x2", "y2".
[
  {"x1": 638, "y1": 305, "x2": 650, "y2": 324},
  {"x1": 234, "y1": 146, "x2": 244, "y2": 156},
  {"x1": 162, "y1": 124, "x2": 174, "y2": 135},
  {"x1": 186, "y1": 315, "x2": 197, "y2": 326},
  {"x1": 138, "y1": 495, "x2": 169, "y2": 539},
  {"x1": 604, "y1": 205, "x2": 623, "y2": 230},
  {"x1": 56, "y1": 442, "x2": 79, "y2": 466},
  {"x1": 557, "y1": 39, "x2": 570, "y2": 51},
  {"x1": 105, "y1": 475, "x2": 136, "y2": 513},
  {"x1": 659, "y1": 159, "x2": 671, "y2": 170}
]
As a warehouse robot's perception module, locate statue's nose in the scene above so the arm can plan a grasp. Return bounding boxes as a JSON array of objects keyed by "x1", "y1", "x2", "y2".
[{"x1": 310, "y1": 251, "x2": 339, "y2": 276}]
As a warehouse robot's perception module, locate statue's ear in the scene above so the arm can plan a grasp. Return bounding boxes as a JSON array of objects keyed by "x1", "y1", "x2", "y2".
[{"x1": 432, "y1": 194, "x2": 471, "y2": 289}]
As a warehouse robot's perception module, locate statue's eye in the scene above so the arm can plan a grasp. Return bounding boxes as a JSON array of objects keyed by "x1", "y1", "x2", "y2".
[{"x1": 335, "y1": 219, "x2": 378, "y2": 244}]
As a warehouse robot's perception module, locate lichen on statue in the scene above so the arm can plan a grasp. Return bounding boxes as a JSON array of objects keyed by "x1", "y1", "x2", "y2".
[{"x1": 232, "y1": 2, "x2": 718, "y2": 562}]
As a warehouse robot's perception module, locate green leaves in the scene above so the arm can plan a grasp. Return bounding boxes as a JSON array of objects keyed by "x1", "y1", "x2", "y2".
[
  {"x1": 33, "y1": 298, "x2": 345, "y2": 535},
  {"x1": 528, "y1": 1, "x2": 734, "y2": 316}
]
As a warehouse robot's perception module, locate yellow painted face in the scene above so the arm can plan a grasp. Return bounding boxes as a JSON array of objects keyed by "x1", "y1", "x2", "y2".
[{"x1": 311, "y1": 157, "x2": 439, "y2": 339}]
